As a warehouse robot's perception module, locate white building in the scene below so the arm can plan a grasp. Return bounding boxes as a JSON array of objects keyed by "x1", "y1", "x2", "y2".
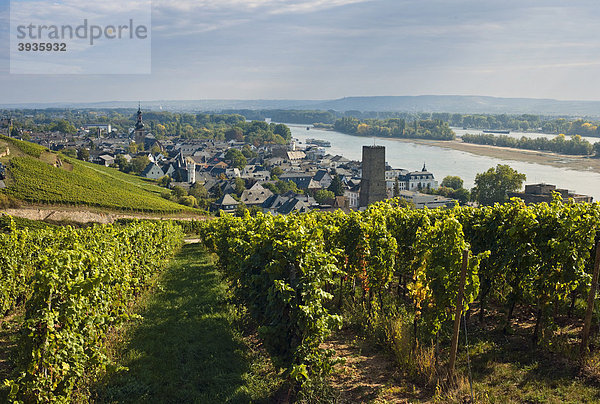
[
  {"x1": 385, "y1": 168, "x2": 409, "y2": 196},
  {"x1": 344, "y1": 184, "x2": 360, "y2": 209},
  {"x1": 406, "y1": 164, "x2": 438, "y2": 191}
]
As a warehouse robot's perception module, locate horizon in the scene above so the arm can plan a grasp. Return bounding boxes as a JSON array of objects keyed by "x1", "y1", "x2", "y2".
[{"x1": 6, "y1": 93, "x2": 600, "y2": 106}]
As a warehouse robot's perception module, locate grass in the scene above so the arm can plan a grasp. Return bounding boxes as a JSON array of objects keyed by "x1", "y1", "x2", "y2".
[{"x1": 92, "y1": 243, "x2": 282, "y2": 403}]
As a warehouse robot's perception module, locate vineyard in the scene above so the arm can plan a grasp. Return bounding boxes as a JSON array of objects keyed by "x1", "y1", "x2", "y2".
[
  {"x1": 2, "y1": 197, "x2": 600, "y2": 401},
  {"x1": 0, "y1": 218, "x2": 183, "y2": 402},
  {"x1": 0, "y1": 135, "x2": 198, "y2": 214},
  {"x1": 198, "y1": 197, "x2": 600, "y2": 400}
]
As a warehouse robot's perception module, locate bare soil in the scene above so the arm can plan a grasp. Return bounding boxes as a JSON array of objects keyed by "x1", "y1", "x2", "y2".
[
  {"x1": 391, "y1": 138, "x2": 600, "y2": 173},
  {"x1": 324, "y1": 329, "x2": 430, "y2": 403},
  {"x1": 1, "y1": 205, "x2": 208, "y2": 224},
  {"x1": 0, "y1": 309, "x2": 23, "y2": 385}
]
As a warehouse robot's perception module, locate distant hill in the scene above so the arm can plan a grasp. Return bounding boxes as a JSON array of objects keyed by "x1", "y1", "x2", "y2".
[
  {"x1": 0, "y1": 135, "x2": 196, "y2": 214},
  {"x1": 304, "y1": 96, "x2": 600, "y2": 117},
  {"x1": 3, "y1": 95, "x2": 600, "y2": 117}
]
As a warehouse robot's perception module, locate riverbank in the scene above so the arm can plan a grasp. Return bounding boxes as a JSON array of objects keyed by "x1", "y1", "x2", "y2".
[{"x1": 384, "y1": 137, "x2": 600, "y2": 174}]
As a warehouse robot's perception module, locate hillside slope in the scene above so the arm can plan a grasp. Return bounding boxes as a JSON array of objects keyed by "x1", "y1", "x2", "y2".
[
  {"x1": 0, "y1": 135, "x2": 196, "y2": 214},
  {"x1": 307, "y1": 95, "x2": 600, "y2": 116}
]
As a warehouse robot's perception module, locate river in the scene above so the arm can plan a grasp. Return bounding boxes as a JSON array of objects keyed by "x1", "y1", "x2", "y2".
[{"x1": 288, "y1": 124, "x2": 600, "y2": 200}]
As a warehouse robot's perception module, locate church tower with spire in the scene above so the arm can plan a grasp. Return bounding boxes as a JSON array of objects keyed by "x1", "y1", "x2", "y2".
[{"x1": 133, "y1": 103, "x2": 147, "y2": 145}]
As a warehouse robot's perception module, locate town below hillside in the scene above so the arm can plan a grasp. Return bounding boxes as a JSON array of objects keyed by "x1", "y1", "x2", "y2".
[{"x1": 0, "y1": 108, "x2": 594, "y2": 218}]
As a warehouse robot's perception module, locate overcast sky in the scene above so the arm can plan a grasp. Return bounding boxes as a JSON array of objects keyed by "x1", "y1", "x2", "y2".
[{"x1": 2, "y1": 0, "x2": 600, "y2": 103}]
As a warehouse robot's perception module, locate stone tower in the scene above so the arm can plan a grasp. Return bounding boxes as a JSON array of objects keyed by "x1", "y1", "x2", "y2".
[{"x1": 359, "y1": 145, "x2": 386, "y2": 207}]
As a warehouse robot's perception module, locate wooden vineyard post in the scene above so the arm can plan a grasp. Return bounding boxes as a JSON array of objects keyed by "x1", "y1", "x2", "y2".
[
  {"x1": 449, "y1": 249, "x2": 469, "y2": 380},
  {"x1": 581, "y1": 240, "x2": 600, "y2": 362}
]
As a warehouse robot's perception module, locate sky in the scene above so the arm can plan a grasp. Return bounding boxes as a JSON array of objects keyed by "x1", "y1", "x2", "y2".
[{"x1": 2, "y1": 0, "x2": 600, "y2": 103}]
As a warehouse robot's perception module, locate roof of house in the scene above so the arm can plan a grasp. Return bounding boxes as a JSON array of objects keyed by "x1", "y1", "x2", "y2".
[
  {"x1": 313, "y1": 170, "x2": 331, "y2": 182},
  {"x1": 215, "y1": 193, "x2": 239, "y2": 206},
  {"x1": 306, "y1": 179, "x2": 322, "y2": 189},
  {"x1": 141, "y1": 162, "x2": 162, "y2": 176},
  {"x1": 408, "y1": 171, "x2": 434, "y2": 178},
  {"x1": 262, "y1": 194, "x2": 289, "y2": 210},
  {"x1": 277, "y1": 198, "x2": 310, "y2": 214},
  {"x1": 331, "y1": 155, "x2": 350, "y2": 162},
  {"x1": 286, "y1": 151, "x2": 306, "y2": 160},
  {"x1": 249, "y1": 182, "x2": 266, "y2": 191},
  {"x1": 240, "y1": 186, "x2": 274, "y2": 205}
]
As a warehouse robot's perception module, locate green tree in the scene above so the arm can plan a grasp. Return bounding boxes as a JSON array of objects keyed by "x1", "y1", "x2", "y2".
[
  {"x1": 270, "y1": 166, "x2": 283, "y2": 179},
  {"x1": 242, "y1": 145, "x2": 257, "y2": 159},
  {"x1": 127, "y1": 142, "x2": 139, "y2": 154},
  {"x1": 51, "y1": 119, "x2": 76, "y2": 134},
  {"x1": 314, "y1": 189, "x2": 335, "y2": 204},
  {"x1": 225, "y1": 149, "x2": 247, "y2": 169},
  {"x1": 273, "y1": 124, "x2": 292, "y2": 141},
  {"x1": 327, "y1": 174, "x2": 344, "y2": 196},
  {"x1": 452, "y1": 188, "x2": 471, "y2": 204},
  {"x1": 180, "y1": 195, "x2": 198, "y2": 207},
  {"x1": 188, "y1": 182, "x2": 208, "y2": 199},
  {"x1": 471, "y1": 164, "x2": 526, "y2": 206},
  {"x1": 264, "y1": 180, "x2": 303, "y2": 195},
  {"x1": 114, "y1": 154, "x2": 130, "y2": 172},
  {"x1": 225, "y1": 127, "x2": 244, "y2": 142},
  {"x1": 234, "y1": 177, "x2": 246, "y2": 196},
  {"x1": 212, "y1": 185, "x2": 224, "y2": 199},
  {"x1": 441, "y1": 175, "x2": 464, "y2": 190},
  {"x1": 171, "y1": 186, "x2": 187, "y2": 198},
  {"x1": 594, "y1": 142, "x2": 600, "y2": 157},
  {"x1": 77, "y1": 148, "x2": 90, "y2": 161},
  {"x1": 393, "y1": 178, "x2": 400, "y2": 197},
  {"x1": 130, "y1": 155, "x2": 150, "y2": 175},
  {"x1": 158, "y1": 175, "x2": 171, "y2": 188}
]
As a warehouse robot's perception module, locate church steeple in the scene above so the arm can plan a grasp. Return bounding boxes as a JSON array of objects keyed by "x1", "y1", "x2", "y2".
[
  {"x1": 135, "y1": 102, "x2": 144, "y2": 130},
  {"x1": 134, "y1": 103, "x2": 147, "y2": 146},
  {"x1": 422, "y1": 162, "x2": 427, "y2": 172}
]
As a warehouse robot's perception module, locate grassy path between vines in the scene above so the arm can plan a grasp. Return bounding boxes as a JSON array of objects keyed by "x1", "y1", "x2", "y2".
[{"x1": 93, "y1": 243, "x2": 281, "y2": 403}]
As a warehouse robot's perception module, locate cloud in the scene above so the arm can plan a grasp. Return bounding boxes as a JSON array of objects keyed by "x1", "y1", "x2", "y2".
[
  {"x1": 155, "y1": 0, "x2": 371, "y2": 14},
  {"x1": 152, "y1": 0, "x2": 372, "y2": 36}
]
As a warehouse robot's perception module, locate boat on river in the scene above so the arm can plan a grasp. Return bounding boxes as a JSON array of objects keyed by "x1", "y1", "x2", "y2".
[
  {"x1": 306, "y1": 138, "x2": 331, "y2": 147},
  {"x1": 483, "y1": 129, "x2": 511, "y2": 134}
]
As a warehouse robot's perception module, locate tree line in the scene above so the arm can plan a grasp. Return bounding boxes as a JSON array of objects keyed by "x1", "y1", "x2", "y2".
[
  {"x1": 200, "y1": 109, "x2": 600, "y2": 138},
  {"x1": 462, "y1": 133, "x2": 600, "y2": 156},
  {"x1": 333, "y1": 117, "x2": 455, "y2": 140},
  {"x1": 6, "y1": 108, "x2": 600, "y2": 139}
]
